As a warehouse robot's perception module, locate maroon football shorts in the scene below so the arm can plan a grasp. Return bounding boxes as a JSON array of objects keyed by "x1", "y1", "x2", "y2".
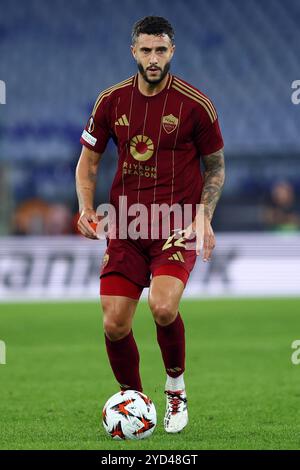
[{"x1": 100, "y1": 234, "x2": 197, "y2": 290}]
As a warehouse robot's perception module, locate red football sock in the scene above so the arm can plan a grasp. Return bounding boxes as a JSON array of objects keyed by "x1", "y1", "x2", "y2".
[
  {"x1": 155, "y1": 313, "x2": 185, "y2": 378},
  {"x1": 105, "y1": 330, "x2": 143, "y2": 392}
]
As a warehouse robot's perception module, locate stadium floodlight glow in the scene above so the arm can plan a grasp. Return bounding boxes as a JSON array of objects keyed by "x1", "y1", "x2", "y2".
[
  {"x1": 0, "y1": 80, "x2": 6, "y2": 104},
  {"x1": 291, "y1": 80, "x2": 300, "y2": 105},
  {"x1": 0, "y1": 340, "x2": 6, "y2": 365}
]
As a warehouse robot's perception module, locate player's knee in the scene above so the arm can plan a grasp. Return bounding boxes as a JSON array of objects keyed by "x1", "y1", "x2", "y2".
[
  {"x1": 103, "y1": 318, "x2": 130, "y2": 341},
  {"x1": 150, "y1": 302, "x2": 177, "y2": 326},
  {"x1": 101, "y1": 298, "x2": 132, "y2": 341}
]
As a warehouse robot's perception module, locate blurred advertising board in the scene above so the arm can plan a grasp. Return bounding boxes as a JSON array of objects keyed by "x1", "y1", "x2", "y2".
[{"x1": 0, "y1": 234, "x2": 299, "y2": 301}]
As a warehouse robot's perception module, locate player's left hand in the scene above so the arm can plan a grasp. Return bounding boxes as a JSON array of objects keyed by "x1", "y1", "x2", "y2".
[
  {"x1": 201, "y1": 216, "x2": 215, "y2": 261},
  {"x1": 184, "y1": 215, "x2": 215, "y2": 261}
]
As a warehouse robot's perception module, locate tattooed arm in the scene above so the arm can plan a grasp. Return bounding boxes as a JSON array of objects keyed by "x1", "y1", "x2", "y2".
[
  {"x1": 75, "y1": 145, "x2": 102, "y2": 239},
  {"x1": 199, "y1": 147, "x2": 225, "y2": 260},
  {"x1": 201, "y1": 147, "x2": 225, "y2": 222},
  {"x1": 191, "y1": 147, "x2": 225, "y2": 260}
]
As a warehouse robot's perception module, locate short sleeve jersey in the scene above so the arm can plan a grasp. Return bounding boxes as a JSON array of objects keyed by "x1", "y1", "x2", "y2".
[{"x1": 80, "y1": 74, "x2": 224, "y2": 212}]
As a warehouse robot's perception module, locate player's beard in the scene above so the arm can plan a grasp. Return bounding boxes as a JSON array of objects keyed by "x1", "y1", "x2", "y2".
[{"x1": 137, "y1": 61, "x2": 170, "y2": 85}]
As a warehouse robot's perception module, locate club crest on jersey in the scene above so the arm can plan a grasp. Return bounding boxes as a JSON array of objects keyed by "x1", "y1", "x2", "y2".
[
  {"x1": 162, "y1": 114, "x2": 178, "y2": 134},
  {"x1": 87, "y1": 116, "x2": 95, "y2": 133},
  {"x1": 130, "y1": 135, "x2": 154, "y2": 161}
]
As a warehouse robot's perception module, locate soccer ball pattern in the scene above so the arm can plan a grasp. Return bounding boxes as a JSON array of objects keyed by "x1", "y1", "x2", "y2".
[{"x1": 102, "y1": 390, "x2": 157, "y2": 440}]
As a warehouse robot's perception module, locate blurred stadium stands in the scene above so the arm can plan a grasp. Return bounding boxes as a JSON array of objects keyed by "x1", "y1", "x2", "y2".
[{"x1": 0, "y1": 0, "x2": 299, "y2": 233}]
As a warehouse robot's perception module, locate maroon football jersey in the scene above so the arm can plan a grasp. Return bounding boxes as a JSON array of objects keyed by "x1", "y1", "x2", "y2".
[{"x1": 80, "y1": 73, "x2": 223, "y2": 223}]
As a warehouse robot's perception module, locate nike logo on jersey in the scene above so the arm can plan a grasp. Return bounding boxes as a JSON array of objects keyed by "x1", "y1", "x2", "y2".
[{"x1": 115, "y1": 114, "x2": 129, "y2": 126}]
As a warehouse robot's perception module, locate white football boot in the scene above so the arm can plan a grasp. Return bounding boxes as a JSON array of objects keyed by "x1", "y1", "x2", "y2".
[{"x1": 164, "y1": 389, "x2": 188, "y2": 433}]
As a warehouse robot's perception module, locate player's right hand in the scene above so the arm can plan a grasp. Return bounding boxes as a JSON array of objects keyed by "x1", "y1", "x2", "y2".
[{"x1": 77, "y1": 208, "x2": 99, "y2": 239}]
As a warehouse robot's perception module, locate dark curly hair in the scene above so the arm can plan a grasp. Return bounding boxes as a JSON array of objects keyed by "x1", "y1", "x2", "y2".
[{"x1": 132, "y1": 16, "x2": 175, "y2": 45}]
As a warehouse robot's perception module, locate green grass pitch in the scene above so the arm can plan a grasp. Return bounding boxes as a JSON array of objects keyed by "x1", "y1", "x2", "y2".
[{"x1": 1, "y1": 298, "x2": 300, "y2": 450}]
